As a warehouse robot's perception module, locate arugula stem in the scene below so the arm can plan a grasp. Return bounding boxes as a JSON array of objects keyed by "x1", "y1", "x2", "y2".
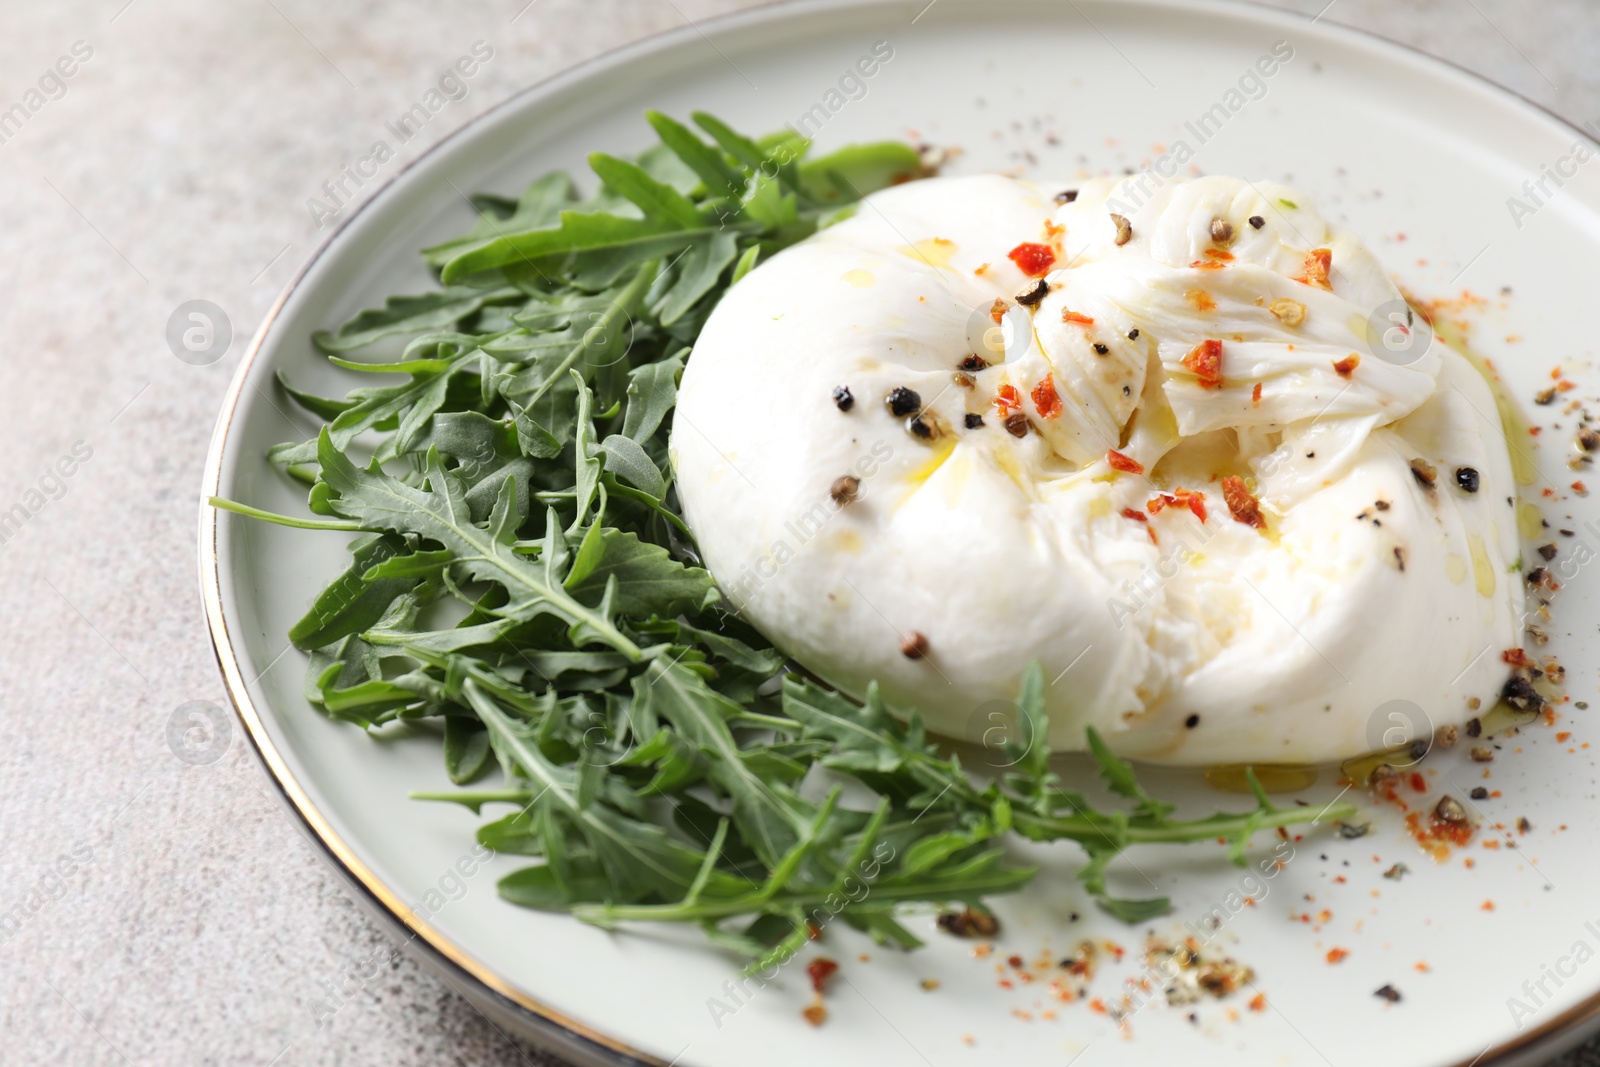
[
  {"x1": 573, "y1": 868, "x2": 1033, "y2": 926},
  {"x1": 1013, "y1": 800, "x2": 1360, "y2": 846},
  {"x1": 726, "y1": 711, "x2": 801, "y2": 731},
  {"x1": 208, "y1": 496, "x2": 363, "y2": 531},
  {"x1": 412, "y1": 788, "x2": 531, "y2": 807}
]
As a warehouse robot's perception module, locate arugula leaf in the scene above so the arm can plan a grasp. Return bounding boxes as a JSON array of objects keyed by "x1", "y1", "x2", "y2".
[
  {"x1": 644, "y1": 111, "x2": 745, "y2": 199},
  {"x1": 1087, "y1": 725, "x2": 1176, "y2": 821},
  {"x1": 619, "y1": 352, "x2": 682, "y2": 443},
  {"x1": 599, "y1": 434, "x2": 665, "y2": 499},
  {"x1": 444, "y1": 716, "x2": 492, "y2": 785},
  {"x1": 563, "y1": 528, "x2": 716, "y2": 618},
  {"x1": 315, "y1": 432, "x2": 643, "y2": 660},
  {"x1": 288, "y1": 533, "x2": 415, "y2": 650},
  {"x1": 441, "y1": 211, "x2": 723, "y2": 285},
  {"x1": 798, "y1": 142, "x2": 922, "y2": 203},
  {"x1": 588, "y1": 153, "x2": 705, "y2": 228},
  {"x1": 467, "y1": 679, "x2": 743, "y2": 903},
  {"x1": 656, "y1": 231, "x2": 739, "y2": 326},
  {"x1": 423, "y1": 172, "x2": 578, "y2": 269},
  {"x1": 313, "y1": 287, "x2": 518, "y2": 353}
]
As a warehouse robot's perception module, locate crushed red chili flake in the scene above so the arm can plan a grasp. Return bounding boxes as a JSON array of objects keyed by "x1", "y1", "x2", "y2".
[
  {"x1": 1402, "y1": 801, "x2": 1476, "y2": 856},
  {"x1": 1327, "y1": 948, "x2": 1350, "y2": 964},
  {"x1": 1107, "y1": 449, "x2": 1145, "y2": 475},
  {"x1": 802, "y1": 1002, "x2": 827, "y2": 1026},
  {"x1": 1008, "y1": 241, "x2": 1056, "y2": 277},
  {"x1": 1502, "y1": 648, "x2": 1531, "y2": 667},
  {"x1": 1122, "y1": 508, "x2": 1148, "y2": 522},
  {"x1": 1251, "y1": 382, "x2": 1262, "y2": 406},
  {"x1": 1301, "y1": 247, "x2": 1333, "y2": 289},
  {"x1": 1032, "y1": 374, "x2": 1063, "y2": 418},
  {"x1": 1189, "y1": 259, "x2": 1227, "y2": 271},
  {"x1": 989, "y1": 298, "x2": 1007, "y2": 324},
  {"x1": 807, "y1": 958, "x2": 840, "y2": 993},
  {"x1": 1061, "y1": 310, "x2": 1095, "y2": 326},
  {"x1": 1333, "y1": 353, "x2": 1360, "y2": 379},
  {"x1": 1408, "y1": 772, "x2": 1427, "y2": 793},
  {"x1": 1221, "y1": 476, "x2": 1265, "y2": 528},
  {"x1": 1147, "y1": 488, "x2": 1207, "y2": 523},
  {"x1": 1181, "y1": 339, "x2": 1224, "y2": 389}
]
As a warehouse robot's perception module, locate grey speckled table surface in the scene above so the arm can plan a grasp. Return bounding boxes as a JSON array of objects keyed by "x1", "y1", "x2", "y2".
[{"x1": 2, "y1": 1, "x2": 1598, "y2": 1065}]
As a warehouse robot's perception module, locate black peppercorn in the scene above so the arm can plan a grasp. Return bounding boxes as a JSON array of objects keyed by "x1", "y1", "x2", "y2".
[
  {"x1": 1093, "y1": 342, "x2": 1109, "y2": 355},
  {"x1": 1055, "y1": 189, "x2": 1078, "y2": 204},
  {"x1": 1184, "y1": 714, "x2": 1200, "y2": 729},
  {"x1": 959, "y1": 354, "x2": 989, "y2": 372},
  {"x1": 964, "y1": 413, "x2": 984, "y2": 429},
  {"x1": 1455, "y1": 466, "x2": 1480, "y2": 493},
  {"x1": 886, "y1": 387, "x2": 921, "y2": 417},
  {"x1": 1016, "y1": 278, "x2": 1050, "y2": 307},
  {"x1": 1248, "y1": 215, "x2": 1265, "y2": 229},
  {"x1": 1127, "y1": 328, "x2": 1139, "y2": 340},
  {"x1": 832, "y1": 385, "x2": 854, "y2": 411},
  {"x1": 1502, "y1": 673, "x2": 1542, "y2": 712}
]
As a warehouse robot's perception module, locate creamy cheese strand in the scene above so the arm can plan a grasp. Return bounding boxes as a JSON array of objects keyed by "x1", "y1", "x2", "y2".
[{"x1": 670, "y1": 174, "x2": 1524, "y2": 765}]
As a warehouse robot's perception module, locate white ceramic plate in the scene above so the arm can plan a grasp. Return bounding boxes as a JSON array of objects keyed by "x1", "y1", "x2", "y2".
[{"x1": 201, "y1": 2, "x2": 1600, "y2": 1064}]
